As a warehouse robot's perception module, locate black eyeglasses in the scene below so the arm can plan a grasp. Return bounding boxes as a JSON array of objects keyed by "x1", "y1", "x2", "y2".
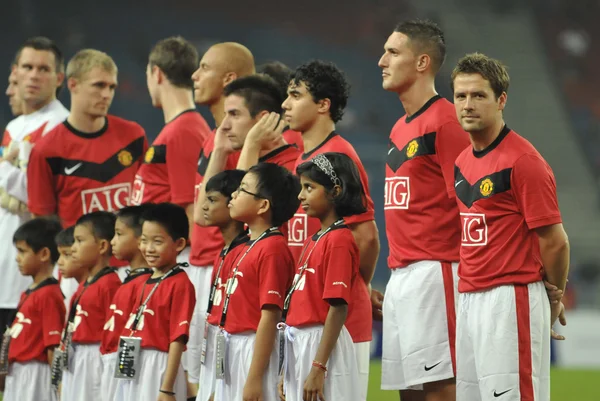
[{"x1": 236, "y1": 186, "x2": 266, "y2": 199}]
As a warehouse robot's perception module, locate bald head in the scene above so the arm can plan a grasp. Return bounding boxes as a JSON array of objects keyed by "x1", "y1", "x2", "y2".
[{"x1": 192, "y1": 42, "x2": 255, "y2": 107}]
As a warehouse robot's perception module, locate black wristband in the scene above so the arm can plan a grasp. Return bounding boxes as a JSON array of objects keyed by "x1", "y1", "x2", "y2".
[{"x1": 159, "y1": 389, "x2": 175, "y2": 396}]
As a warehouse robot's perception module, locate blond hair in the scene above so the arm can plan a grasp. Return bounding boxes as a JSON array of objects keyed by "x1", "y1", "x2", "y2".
[{"x1": 66, "y1": 49, "x2": 118, "y2": 80}]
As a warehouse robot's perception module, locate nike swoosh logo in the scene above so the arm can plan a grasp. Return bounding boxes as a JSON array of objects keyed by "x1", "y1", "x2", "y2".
[
  {"x1": 424, "y1": 361, "x2": 442, "y2": 371},
  {"x1": 454, "y1": 179, "x2": 464, "y2": 188},
  {"x1": 388, "y1": 147, "x2": 395, "y2": 155},
  {"x1": 64, "y1": 163, "x2": 83, "y2": 175},
  {"x1": 493, "y1": 389, "x2": 511, "y2": 397}
]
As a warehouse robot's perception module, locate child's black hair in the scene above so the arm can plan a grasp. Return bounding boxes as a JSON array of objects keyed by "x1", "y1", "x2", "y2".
[
  {"x1": 247, "y1": 162, "x2": 301, "y2": 227},
  {"x1": 116, "y1": 204, "x2": 155, "y2": 237},
  {"x1": 75, "y1": 211, "x2": 117, "y2": 243},
  {"x1": 140, "y1": 203, "x2": 189, "y2": 242},
  {"x1": 205, "y1": 169, "x2": 247, "y2": 201},
  {"x1": 13, "y1": 217, "x2": 63, "y2": 264},
  {"x1": 296, "y1": 152, "x2": 367, "y2": 217},
  {"x1": 55, "y1": 226, "x2": 75, "y2": 248}
]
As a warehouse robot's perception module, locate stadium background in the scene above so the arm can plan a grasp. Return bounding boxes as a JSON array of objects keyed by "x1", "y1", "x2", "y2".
[{"x1": 1, "y1": 0, "x2": 598, "y2": 399}]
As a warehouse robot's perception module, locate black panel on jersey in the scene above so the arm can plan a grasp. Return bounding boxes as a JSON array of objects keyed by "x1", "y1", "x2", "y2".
[
  {"x1": 405, "y1": 95, "x2": 442, "y2": 123},
  {"x1": 47, "y1": 136, "x2": 146, "y2": 182},
  {"x1": 197, "y1": 149, "x2": 211, "y2": 176},
  {"x1": 387, "y1": 132, "x2": 437, "y2": 173},
  {"x1": 259, "y1": 144, "x2": 296, "y2": 162},
  {"x1": 454, "y1": 166, "x2": 512, "y2": 208},
  {"x1": 301, "y1": 131, "x2": 338, "y2": 160},
  {"x1": 144, "y1": 145, "x2": 167, "y2": 164}
]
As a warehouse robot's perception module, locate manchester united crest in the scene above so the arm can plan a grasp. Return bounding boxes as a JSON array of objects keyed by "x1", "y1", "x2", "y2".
[
  {"x1": 118, "y1": 150, "x2": 133, "y2": 167},
  {"x1": 406, "y1": 140, "x2": 419, "y2": 158},
  {"x1": 479, "y1": 178, "x2": 494, "y2": 197},
  {"x1": 144, "y1": 147, "x2": 155, "y2": 163}
]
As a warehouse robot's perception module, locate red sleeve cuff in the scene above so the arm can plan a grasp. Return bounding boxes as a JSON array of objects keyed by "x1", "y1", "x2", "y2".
[
  {"x1": 344, "y1": 210, "x2": 375, "y2": 225},
  {"x1": 526, "y1": 215, "x2": 562, "y2": 230}
]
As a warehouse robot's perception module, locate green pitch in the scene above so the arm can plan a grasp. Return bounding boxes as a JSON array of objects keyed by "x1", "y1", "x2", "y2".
[{"x1": 367, "y1": 360, "x2": 599, "y2": 401}]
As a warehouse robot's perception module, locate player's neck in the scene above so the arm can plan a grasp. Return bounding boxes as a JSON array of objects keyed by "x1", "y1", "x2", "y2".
[
  {"x1": 161, "y1": 89, "x2": 196, "y2": 124},
  {"x1": 301, "y1": 118, "x2": 336, "y2": 154},
  {"x1": 22, "y1": 96, "x2": 54, "y2": 115},
  {"x1": 258, "y1": 137, "x2": 288, "y2": 157},
  {"x1": 72, "y1": 270, "x2": 88, "y2": 284},
  {"x1": 220, "y1": 222, "x2": 245, "y2": 247},
  {"x1": 398, "y1": 79, "x2": 437, "y2": 117},
  {"x1": 128, "y1": 252, "x2": 149, "y2": 271},
  {"x1": 470, "y1": 118, "x2": 506, "y2": 152},
  {"x1": 86, "y1": 260, "x2": 109, "y2": 282},
  {"x1": 31, "y1": 268, "x2": 53, "y2": 287},
  {"x1": 67, "y1": 112, "x2": 106, "y2": 133},
  {"x1": 319, "y1": 210, "x2": 340, "y2": 233},
  {"x1": 247, "y1": 219, "x2": 273, "y2": 241},
  {"x1": 210, "y1": 97, "x2": 225, "y2": 127},
  {"x1": 152, "y1": 262, "x2": 177, "y2": 278}
]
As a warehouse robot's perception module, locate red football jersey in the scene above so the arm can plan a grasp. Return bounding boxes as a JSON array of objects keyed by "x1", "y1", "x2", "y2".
[
  {"x1": 454, "y1": 126, "x2": 562, "y2": 292},
  {"x1": 131, "y1": 111, "x2": 210, "y2": 206},
  {"x1": 8, "y1": 278, "x2": 65, "y2": 363},
  {"x1": 100, "y1": 269, "x2": 153, "y2": 354},
  {"x1": 123, "y1": 268, "x2": 196, "y2": 351},
  {"x1": 206, "y1": 233, "x2": 251, "y2": 326},
  {"x1": 259, "y1": 144, "x2": 300, "y2": 172},
  {"x1": 190, "y1": 133, "x2": 240, "y2": 267},
  {"x1": 285, "y1": 225, "x2": 357, "y2": 328},
  {"x1": 282, "y1": 130, "x2": 304, "y2": 153},
  {"x1": 27, "y1": 116, "x2": 148, "y2": 228},
  {"x1": 385, "y1": 96, "x2": 469, "y2": 269},
  {"x1": 287, "y1": 132, "x2": 375, "y2": 254},
  {"x1": 220, "y1": 232, "x2": 294, "y2": 334},
  {"x1": 72, "y1": 268, "x2": 121, "y2": 344}
]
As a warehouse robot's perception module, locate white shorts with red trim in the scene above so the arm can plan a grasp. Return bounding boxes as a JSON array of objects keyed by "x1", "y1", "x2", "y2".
[
  {"x1": 381, "y1": 260, "x2": 458, "y2": 390},
  {"x1": 283, "y1": 325, "x2": 360, "y2": 401},
  {"x1": 60, "y1": 344, "x2": 102, "y2": 401},
  {"x1": 456, "y1": 281, "x2": 551, "y2": 401},
  {"x1": 178, "y1": 246, "x2": 213, "y2": 383},
  {"x1": 100, "y1": 352, "x2": 118, "y2": 401},
  {"x1": 114, "y1": 349, "x2": 187, "y2": 401},
  {"x1": 213, "y1": 331, "x2": 279, "y2": 401},
  {"x1": 3, "y1": 360, "x2": 55, "y2": 401},
  {"x1": 354, "y1": 341, "x2": 370, "y2": 401},
  {"x1": 196, "y1": 323, "x2": 219, "y2": 401}
]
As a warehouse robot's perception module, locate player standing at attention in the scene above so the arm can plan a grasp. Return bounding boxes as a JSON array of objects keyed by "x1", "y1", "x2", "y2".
[
  {"x1": 378, "y1": 19, "x2": 471, "y2": 401},
  {"x1": 0, "y1": 37, "x2": 68, "y2": 337},
  {"x1": 281, "y1": 60, "x2": 378, "y2": 401},
  {"x1": 452, "y1": 53, "x2": 568, "y2": 401},
  {"x1": 1, "y1": 218, "x2": 65, "y2": 401},
  {"x1": 114, "y1": 203, "x2": 196, "y2": 401},
  {"x1": 186, "y1": 42, "x2": 254, "y2": 389},
  {"x1": 59, "y1": 211, "x2": 122, "y2": 401}
]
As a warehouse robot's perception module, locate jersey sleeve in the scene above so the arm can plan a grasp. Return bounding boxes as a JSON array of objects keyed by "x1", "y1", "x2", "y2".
[
  {"x1": 166, "y1": 128, "x2": 203, "y2": 206},
  {"x1": 343, "y1": 156, "x2": 375, "y2": 225},
  {"x1": 169, "y1": 278, "x2": 196, "y2": 344},
  {"x1": 41, "y1": 289, "x2": 67, "y2": 348},
  {"x1": 321, "y1": 244, "x2": 355, "y2": 304},
  {"x1": 27, "y1": 143, "x2": 57, "y2": 215},
  {"x1": 258, "y1": 250, "x2": 294, "y2": 309},
  {"x1": 436, "y1": 121, "x2": 470, "y2": 199},
  {"x1": 101, "y1": 276, "x2": 122, "y2": 321},
  {"x1": 511, "y1": 153, "x2": 562, "y2": 229}
]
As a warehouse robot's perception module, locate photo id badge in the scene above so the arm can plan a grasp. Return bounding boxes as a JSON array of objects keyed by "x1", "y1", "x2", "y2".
[
  {"x1": 51, "y1": 349, "x2": 64, "y2": 390},
  {"x1": 0, "y1": 330, "x2": 11, "y2": 375},
  {"x1": 200, "y1": 320, "x2": 209, "y2": 365},
  {"x1": 215, "y1": 331, "x2": 226, "y2": 380},
  {"x1": 115, "y1": 336, "x2": 141, "y2": 380}
]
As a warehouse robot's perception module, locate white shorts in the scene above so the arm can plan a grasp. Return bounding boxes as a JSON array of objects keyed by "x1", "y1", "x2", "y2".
[
  {"x1": 114, "y1": 349, "x2": 187, "y2": 401},
  {"x1": 196, "y1": 323, "x2": 219, "y2": 401},
  {"x1": 3, "y1": 360, "x2": 56, "y2": 401},
  {"x1": 214, "y1": 331, "x2": 279, "y2": 401},
  {"x1": 179, "y1": 247, "x2": 213, "y2": 383},
  {"x1": 60, "y1": 344, "x2": 102, "y2": 401},
  {"x1": 354, "y1": 341, "x2": 370, "y2": 401},
  {"x1": 100, "y1": 352, "x2": 118, "y2": 401},
  {"x1": 283, "y1": 325, "x2": 360, "y2": 401},
  {"x1": 382, "y1": 260, "x2": 458, "y2": 390},
  {"x1": 456, "y1": 282, "x2": 551, "y2": 401}
]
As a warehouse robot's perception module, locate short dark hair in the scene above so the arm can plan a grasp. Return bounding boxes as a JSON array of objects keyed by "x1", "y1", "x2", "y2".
[
  {"x1": 117, "y1": 204, "x2": 155, "y2": 237},
  {"x1": 55, "y1": 226, "x2": 75, "y2": 248},
  {"x1": 223, "y1": 75, "x2": 283, "y2": 117},
  {"x1": 15, "y1": 36, "x2": 64, "y2": 74},
  {"x1": 248, "y1": 163, "x2": 301, "y2": 227},
  {"x1": 290, "y1": 60, "x2": 350, "y2": 123},
  {"x1": 205, "y1": 169, "x2": 246, "y2": 200},
  {"x1": 75, "y1": 211, "x2": 116, "y2": 244},
  {"x1": 13, "y1": 218, "x2": 63, "y2": 264},
  {"x1": 141, "y1": 203, "x2": 189, "y2": 242},
  {"x1": 149, "y1": 36, "x2": 198, "y2": 89},
  {"x1": 394, "y1": 19, "x2": 446, "y2": 73},
  {"x1": 451, "y1": 53, "x2": 510, "y2": 99},
  {"x1": 258, "y1": 61, "x2": 292, "y2": 101},
  {"x1": 296, "y1": 152, "x2": 367, "y2": 218}
]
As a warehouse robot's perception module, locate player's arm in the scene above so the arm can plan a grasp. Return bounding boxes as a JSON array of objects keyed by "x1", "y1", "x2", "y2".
[
  {"x1": 536, "y1": 223, "x2": 570, "y2": 292},
  {"x1": 244, "y1": 305, "x2": 281, "y2": 401},
  {"x1": 47, "y1": 347, "x2": 55, "y2": 366},
  {"x1": 159, "y1": 337, "x2": 186, "y2": 398},
  {"x1": 27, "y1": 143, "x2": 58, "y2": 215},
  {"x1": 236, "y1": 113, "x2": 285, "y2": 171},
  {"x1": 348, "y1": 220, "x2": 380, "y2": 283}
]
